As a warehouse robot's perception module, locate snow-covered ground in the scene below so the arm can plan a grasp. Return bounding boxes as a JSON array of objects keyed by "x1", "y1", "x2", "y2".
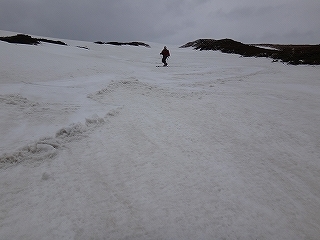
[{"x1": 1, "y1": 30, "x2": 320, "y2": 240}]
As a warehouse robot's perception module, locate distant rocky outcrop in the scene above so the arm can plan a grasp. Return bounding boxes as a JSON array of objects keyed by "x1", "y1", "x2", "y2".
[
  {"x1": 95, "y1": 41, "x2": 150, "y2": 48},
  {"x1": 258, "y1": 44, "x2": 320, "y2": 65},
  {"x1": 180, "y1": 38, "x2": 320, "y2": 65},
  {"x1": 0, "y1": 34, "x2": 67, "y2": 46},
  {"x1": 180, "y1": 39, "x2": 275, "y2": 57}
]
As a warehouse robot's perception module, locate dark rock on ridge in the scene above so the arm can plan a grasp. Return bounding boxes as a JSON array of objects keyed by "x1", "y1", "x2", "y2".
[
  {"x1": 0, "y1": 34, "x2": 67, "y2": 46},
  {"x1": 0, "y1": 34, "x2": 40, "y2": 45},
  {"x1": 180, "y1": 38, "x2": 275, "y2": 57},
  {"x1": 181, "y1": 38, "x2": 320, "y2": 65},
  {"x1": 94, "y1": 41, "x2": 150, "y2": 48}
]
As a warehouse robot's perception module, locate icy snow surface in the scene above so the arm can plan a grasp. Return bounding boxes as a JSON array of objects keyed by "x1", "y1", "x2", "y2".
[{"x1": 1, "y1": 30, "x2": 320, "y2": 240}]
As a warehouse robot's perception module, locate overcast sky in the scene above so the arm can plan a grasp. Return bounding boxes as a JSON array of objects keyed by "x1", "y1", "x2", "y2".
[{"x1": 1, "y1": 0, "x2": 319, "y2": 44}]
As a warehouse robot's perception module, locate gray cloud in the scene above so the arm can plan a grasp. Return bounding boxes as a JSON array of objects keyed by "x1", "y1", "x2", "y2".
[{"x1": 1, "y1": 0, "x2": 319, "y2": 44}]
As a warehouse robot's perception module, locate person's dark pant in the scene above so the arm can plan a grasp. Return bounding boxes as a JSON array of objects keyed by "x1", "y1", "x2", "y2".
[{"x1": 162, "y1": 56, "x2": 168, "y2": 66}]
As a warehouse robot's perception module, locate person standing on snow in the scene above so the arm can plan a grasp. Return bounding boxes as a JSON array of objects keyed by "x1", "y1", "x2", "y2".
[{"x1": 160, "y1": 46, "x2": 170, "y2": 66}]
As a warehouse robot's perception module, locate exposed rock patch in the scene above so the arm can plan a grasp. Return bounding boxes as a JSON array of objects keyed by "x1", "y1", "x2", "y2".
[
  {"x1": 0, "y1": 34, "x2": 67, "y2": 46},
  {"x1": 181, "y1": 38, "x2": 320, "y2": 65},
  {"x1": 95, "y1": 41, "x2": 150, "y2": 48}
]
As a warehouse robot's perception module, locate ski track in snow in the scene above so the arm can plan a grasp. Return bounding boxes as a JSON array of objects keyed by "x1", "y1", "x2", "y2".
[{"x1": 1, "y1": 31, "x2": 320, "y2": 239}]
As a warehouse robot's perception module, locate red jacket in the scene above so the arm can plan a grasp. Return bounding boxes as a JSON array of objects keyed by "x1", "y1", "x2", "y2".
[{"x1": 161, "y1": 48, "x2": 170, "y2": 57}]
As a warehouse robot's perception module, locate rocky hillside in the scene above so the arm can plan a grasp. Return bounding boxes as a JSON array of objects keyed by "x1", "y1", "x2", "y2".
[
  {"x1": 180, "y1": 39, "x2": 320, "y2": 65},
  {"x1": 0, "y1": 34, "x2": 67, "y2": 46},
  {"x1": 94, "y1": 41, "x2": 150, "y2": 48}
]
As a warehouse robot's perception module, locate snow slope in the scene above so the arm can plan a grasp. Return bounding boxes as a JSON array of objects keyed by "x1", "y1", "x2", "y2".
[{"x1": 1, "y1": 30, "x2": 320, "y2": 240}]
